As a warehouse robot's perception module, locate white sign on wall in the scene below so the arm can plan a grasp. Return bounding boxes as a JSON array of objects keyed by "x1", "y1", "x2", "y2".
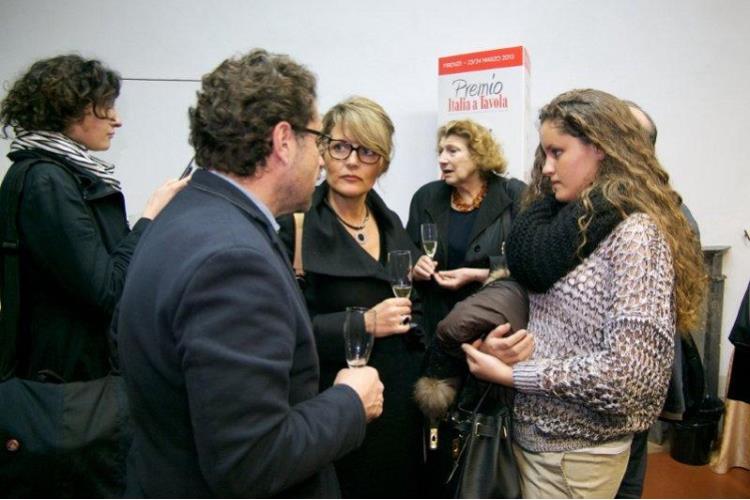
[{"x1": 438, "y1": 46, "x2": 532, "y2": 181}]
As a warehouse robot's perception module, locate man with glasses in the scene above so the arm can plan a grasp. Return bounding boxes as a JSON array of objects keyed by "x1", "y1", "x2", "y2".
[{"x1": 117, "y1": 49, "x2": 384, "y2": 498}]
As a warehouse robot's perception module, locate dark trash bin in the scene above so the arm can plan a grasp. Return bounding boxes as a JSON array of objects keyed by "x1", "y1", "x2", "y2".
[{"x1": 670, "y1": 396, "x2": 725, "y2": 465}]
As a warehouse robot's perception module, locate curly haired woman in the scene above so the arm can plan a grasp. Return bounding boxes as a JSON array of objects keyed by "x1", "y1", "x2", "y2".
[
  {"x1": 0, "y1": 55, "x2": 186, "y2": 496},
  {"x1": 407, "y1": 119, "x2": 526, "y2": 496},
  {"x1": 407, "y1": 119, "x2": 526, "y2": 344}
]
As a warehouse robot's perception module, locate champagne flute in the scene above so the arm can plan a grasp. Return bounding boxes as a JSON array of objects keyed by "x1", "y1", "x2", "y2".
[
  {"x1": 387, "y1": 250, "x2": 412, "y2": 299},
  {"x1": 420, "y1": 223, "x2": 438, "y2": 259},
  {"x1": 343, "y1": 307, "x2": 375, "y2": 368},
  {"x1": 387, "y1": 250, "x2": 418, "y2": 329}
]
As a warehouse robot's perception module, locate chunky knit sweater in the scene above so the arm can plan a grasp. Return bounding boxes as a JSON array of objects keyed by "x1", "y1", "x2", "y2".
[{"x1": 512, "y1": 213, "x2": 675, "y2": 453}]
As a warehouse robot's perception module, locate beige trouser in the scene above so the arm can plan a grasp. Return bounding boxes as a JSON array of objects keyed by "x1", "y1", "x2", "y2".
[{"x1": 513, "y1": 442, "x2": 630, "y2": 498}]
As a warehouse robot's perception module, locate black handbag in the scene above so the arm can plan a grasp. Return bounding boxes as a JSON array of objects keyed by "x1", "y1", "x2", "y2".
[
  {"x1": 445, "y1": 381, "x2": 521, "y2": 499},
  {"x1": 0, "y1": 157, "x2": 130, "y2": 498}
]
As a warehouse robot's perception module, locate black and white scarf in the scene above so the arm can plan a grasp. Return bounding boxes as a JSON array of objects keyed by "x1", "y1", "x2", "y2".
[
  {"x1": 506, "y1": 191, "x2": 626, "y2": 293},
  {"x1": 10, "y1": 130, "x2": 121, "y2": 191}
]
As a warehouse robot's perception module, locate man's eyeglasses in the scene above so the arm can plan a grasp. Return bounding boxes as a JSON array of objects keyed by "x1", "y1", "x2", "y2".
[{"x1": 295, "y1": 127, "x2": 331, "y2": 153}]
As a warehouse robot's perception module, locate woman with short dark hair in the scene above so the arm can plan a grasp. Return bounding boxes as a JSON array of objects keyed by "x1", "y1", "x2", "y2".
[
  {"x1": 0, "y1": 55, "x2": 187, "y2": 497},
  {"x1": 1, "y1": 54, "x2": 186, "y2": 384}
]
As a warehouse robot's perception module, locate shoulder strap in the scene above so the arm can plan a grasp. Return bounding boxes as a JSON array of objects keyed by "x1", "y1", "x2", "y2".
[
  {"x1": 0, "y1": 159, "x2": 42, "y2": 379},
  {"x1": 293, "y1": 212, "x2": 305, "y2": 277}
]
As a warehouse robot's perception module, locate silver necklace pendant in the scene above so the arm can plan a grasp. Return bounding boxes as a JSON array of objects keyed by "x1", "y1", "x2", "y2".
[{"x1": 356, "y1": 232, "x2": 366, "y2": 244}]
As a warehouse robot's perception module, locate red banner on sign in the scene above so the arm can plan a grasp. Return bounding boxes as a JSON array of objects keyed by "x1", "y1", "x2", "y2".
[{"x1": 438, "y1": 46, "x2": 525, "y2": 75}]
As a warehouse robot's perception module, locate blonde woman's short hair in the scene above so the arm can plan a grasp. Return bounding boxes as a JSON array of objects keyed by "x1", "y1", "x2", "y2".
[{"x1": 322, "y1": 96, "x2": 395, "y2": 173}]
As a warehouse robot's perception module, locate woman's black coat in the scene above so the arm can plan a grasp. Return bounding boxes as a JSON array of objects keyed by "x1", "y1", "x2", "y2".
[
  {"x1": 278, "y1": 183, "x2": 426, "y2": 498},
  {"x1": 406, "y1": 174, "x2": 525, "y2": 343},
  {"x1": 6, "y1": 149, "x2": 149, "y2": 382}
]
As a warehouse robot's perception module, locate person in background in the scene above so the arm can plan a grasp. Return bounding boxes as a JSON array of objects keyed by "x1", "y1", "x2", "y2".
[
  {"x1": 117, "y1": 50, "x2": 384, "y2": 498},
  {"x1": 463, "y1": 89, "x2": 707, "y2": 498},
  {"x1": 624, "y1": 100, "x2": 700, "y2": 236},
  {"x1": 615, "y1": 99, "x2": 702, "y2": 499},
  {"x1": 407, "y1": 119, "x2": 525, "y2": 496},
  {"x1": 408, "y1": 119, "x2": 526, "y2": 343},
  {"x1": 278, "y1": 96, "x2": 426, "y2": 498},
  {"x1": 0, "y1": 54, "x2": 186, "y2": 497}
]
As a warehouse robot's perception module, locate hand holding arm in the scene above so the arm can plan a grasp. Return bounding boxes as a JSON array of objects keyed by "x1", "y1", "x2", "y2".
[
  {"x1": 462, "y1": 340, "x2": 514, "y2": 386},
  {"x1": 479, "y1": 324, "x2": 535, "y2": 365}
]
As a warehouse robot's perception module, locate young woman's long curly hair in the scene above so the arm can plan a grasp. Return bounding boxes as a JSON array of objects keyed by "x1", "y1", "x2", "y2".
[{"x1": 526, "y1": 89, "x2": 706, "y2": 332}]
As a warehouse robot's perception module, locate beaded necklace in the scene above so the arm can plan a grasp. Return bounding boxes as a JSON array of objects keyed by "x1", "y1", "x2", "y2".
[{"x1": 451, "y1": 183, "x2": 488, "y2": 212}]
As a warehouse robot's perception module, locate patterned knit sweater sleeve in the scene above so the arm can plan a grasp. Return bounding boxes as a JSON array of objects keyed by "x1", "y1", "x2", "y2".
[{"x1": 512, "y1": 213, "x2": 675, "y2": 421}]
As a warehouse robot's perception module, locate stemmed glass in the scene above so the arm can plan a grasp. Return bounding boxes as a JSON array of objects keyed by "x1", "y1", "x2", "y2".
[
  {"x1": 387, "y1": 250, "x2": 418, "y2": 329},
  {"x1": 420, "y1": 223, "x2": 438, "y2": 259},
  {"x1": 387, "y1": 250, "x2": 412, "y2": 299},
  {"x1": 343, "y1": 307, "x2": 375, "y2": 368}
]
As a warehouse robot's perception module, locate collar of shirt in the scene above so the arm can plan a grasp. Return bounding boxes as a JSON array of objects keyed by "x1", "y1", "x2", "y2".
[{"x1": 208, "y1": 169, "x2": 280, "y2": 232}]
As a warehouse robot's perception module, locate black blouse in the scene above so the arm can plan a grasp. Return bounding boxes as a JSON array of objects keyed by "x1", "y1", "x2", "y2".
[{"x1": 445, "y1": 208, "x2": 480, "y2": 270}]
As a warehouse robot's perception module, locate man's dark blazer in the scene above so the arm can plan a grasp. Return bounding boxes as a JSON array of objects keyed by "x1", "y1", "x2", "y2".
[{"x1": 117, "y1": 169, "x2": 366, "y2": 498}]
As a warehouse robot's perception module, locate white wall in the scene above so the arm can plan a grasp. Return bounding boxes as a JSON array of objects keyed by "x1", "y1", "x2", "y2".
[{"x1": 2, "y1": 0, "x2": 748, "y2": 393}]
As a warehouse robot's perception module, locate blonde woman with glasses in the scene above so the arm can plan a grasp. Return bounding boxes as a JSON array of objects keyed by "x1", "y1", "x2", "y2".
[{"x1": 278, "y1": 96, "x2": 426, "y2": 498}]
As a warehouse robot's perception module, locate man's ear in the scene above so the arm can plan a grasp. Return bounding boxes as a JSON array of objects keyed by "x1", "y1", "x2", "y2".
[{"x1": 270, "y1": 121, "x2": 296, "y2": 165}]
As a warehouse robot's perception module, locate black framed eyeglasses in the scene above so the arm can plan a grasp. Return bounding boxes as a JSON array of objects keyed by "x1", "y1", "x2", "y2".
[
  {"x1": 294, "y1": 127, "x2": 331, "y2": 143},
  {"x1": 326, "y1": 139, "x2": 382, "y2": 164}
]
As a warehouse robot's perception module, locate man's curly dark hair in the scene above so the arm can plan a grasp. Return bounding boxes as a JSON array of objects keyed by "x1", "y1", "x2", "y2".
[
  {"x1": 189, "y1": 49, "x2": 317, "y2": 176},
  {"x1": 1, "y1": 54, "x2": 120, "y2": 135}
]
